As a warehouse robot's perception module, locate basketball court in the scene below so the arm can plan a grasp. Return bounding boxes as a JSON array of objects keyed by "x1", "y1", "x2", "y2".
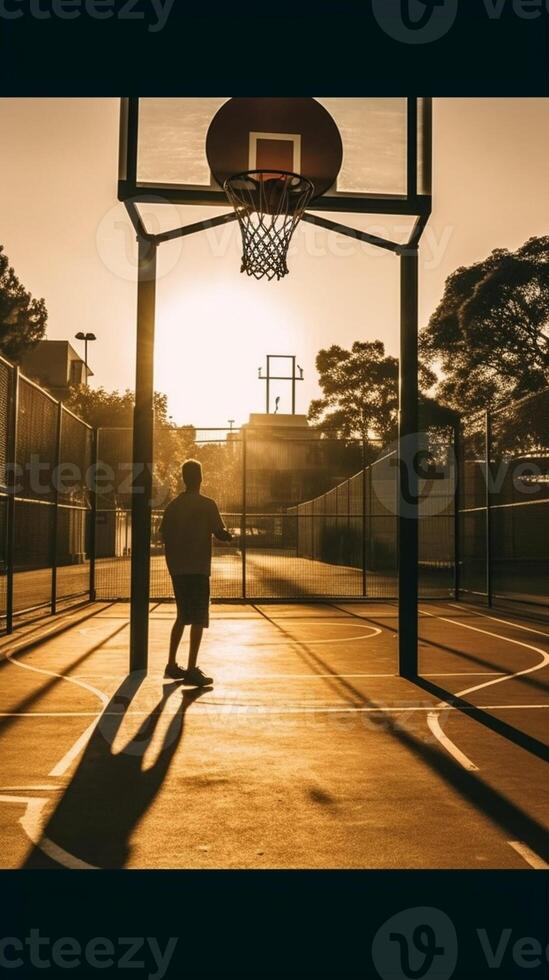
[
  {"x1": 0, "y1": 598, "x2": 547, "y2": 869},
  {"x1": 2, "y1": 98, "x2": 546, "y2": 874}
]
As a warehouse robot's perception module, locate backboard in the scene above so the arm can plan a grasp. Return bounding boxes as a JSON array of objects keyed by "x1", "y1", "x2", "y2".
[{"x1": 118, "y1": 98, "x2": 432, "y2": 216}]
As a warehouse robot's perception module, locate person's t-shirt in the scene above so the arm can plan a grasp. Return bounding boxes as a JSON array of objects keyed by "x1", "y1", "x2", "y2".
[{"x1": 160, "y1": 492, "x2": 229, "y2": 576}]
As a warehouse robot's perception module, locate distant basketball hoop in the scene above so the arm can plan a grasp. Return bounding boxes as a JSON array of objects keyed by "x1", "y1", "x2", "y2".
[{"x1": 224, "y1": 170, "x2": 314, "y2": 281}]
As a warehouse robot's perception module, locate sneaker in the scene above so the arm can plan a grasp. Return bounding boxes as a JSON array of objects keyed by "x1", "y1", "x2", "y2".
[
  {"x1": 185, "y1": 666, "x2": 213, "y2": 687},
  {"x1": 164, "y1": 664, "x2": 187, "y2": 680}
]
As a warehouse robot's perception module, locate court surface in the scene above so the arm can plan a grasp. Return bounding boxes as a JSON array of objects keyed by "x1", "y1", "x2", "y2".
[{"x1": 0, "y1": 599, "x2": 547, "y2": 870}]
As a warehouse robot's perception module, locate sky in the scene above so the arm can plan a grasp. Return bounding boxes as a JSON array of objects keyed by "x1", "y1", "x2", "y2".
[{"x1": 0, "y1": 98, "x2": 548, "y2": 428}]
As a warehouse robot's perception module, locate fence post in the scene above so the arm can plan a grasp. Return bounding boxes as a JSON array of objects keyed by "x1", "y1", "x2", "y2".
[
  {"x1": 453, "y1": 419, "x2": 461, "y2": 601},
  {"x1": 362, "y1": 440, "x2": 367, "y2": 597},
  {"x1": 398, "y1": 247, "x2": 419, "y2": 678},
  {"x1": 241, "y1": 428, "x2": 247, "y2": 600},
  {"x1": 51, "y1": 401, "x2": 63, "y2": 616},
  {"x1": 347, "y1": 476, "x2": 351, "y2": 529},
  {"x1": 485, "y1": 410, "x2": 492, "y2": 607},
  {"x1": 89, "y1": 427, "x2": 97, "y2": 602},
  {"x1": 6, "y1": 365, "x2": 19, "y2": 634},
  {"x1": 368, "y1": 462, "x2": 373, "y2": 581}
]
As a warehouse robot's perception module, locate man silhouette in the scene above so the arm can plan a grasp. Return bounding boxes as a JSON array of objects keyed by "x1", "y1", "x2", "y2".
[{"x1": 160, "y1": 459, "x2": 232, "y2": 685}]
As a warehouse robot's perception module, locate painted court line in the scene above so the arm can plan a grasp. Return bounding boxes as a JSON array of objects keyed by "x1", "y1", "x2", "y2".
[
  {"x1": 508, "y1": 841, "x2": 549, "y2": 870},
  {"x1": 0, "y1": 703, "x2": 547, "y2": 719},
  {"x1": 20, "y1": 797, "x2": 98, "y2": 870},
  {"x1": 0, "y1": 786, "x2": 61, "y2": 792},
  {"x1": 0, "y1": 794, "x2": 97, "y2": 869},
  {"x1": 85, "y1": 622, "x2": 382, "y2": 647},
  {"x1": 212, "y1": 622, "x2": 383, "y2": 646},
  {"x1": 420, "y1": 606, "x2": 549, "y2": 771},
  {"x1": 67, "y1": 671, "x2": 507, "y2": 681},
  {"x1": 447, "y1": 603, "x2": 549, "y2": 639},
  {"x1": 5, "y1": 634, "x2": 112, "y2": 778},
  {"x1": 427, "y1": 712, "x2": 478, "y2": 771}
]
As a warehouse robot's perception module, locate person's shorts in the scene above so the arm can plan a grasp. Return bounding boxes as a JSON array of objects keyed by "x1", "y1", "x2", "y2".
[{"x1": 171, "y1": 574, "x2": 210, "y2": 627}]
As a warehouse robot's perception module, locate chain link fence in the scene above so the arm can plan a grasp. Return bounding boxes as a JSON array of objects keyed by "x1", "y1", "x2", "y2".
[
  {"x1": 458, "y1": 387, "x2": 549, "y2": 610},
  {"x1": 0, "y1": 356, "x2": 94, "y2": 633},
  {"x1": 1, "y1": 350, "x2": 545, "y2": 623},
  {"x1": 289, "y1": 438, "x2": 456, "y2": 599},
  {"x1": 93, "y1": 426, "x2": 455, "y2": 601}
]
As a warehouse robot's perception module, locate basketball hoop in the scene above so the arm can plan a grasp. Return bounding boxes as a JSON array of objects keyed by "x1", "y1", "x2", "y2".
[{"x1": 224, "y1": 170, "x2": 314, "y2": 281}]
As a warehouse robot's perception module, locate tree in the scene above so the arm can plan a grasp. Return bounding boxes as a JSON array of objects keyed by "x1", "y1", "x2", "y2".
[
  {"x1": 194, "y1": 441, "x2": 242, "y2": 513},
  {"x1": 64, "y1": 385, "x2": 135, "y2": 428},
  {"x1": 308, "y1": 340, "x2": 439, "y2": 449},
  {"x1": 0, "y1": 245, "x2": 48, "y2": 361},
  {"x1": 308, "y1": 341, "x2": 398, "y2": 446},
  {"x1": 65, "y1": 385, "x2": 195, "y2": 502},
  {"x1": 420, "y1": 236, "x2": 549, "y2": 413}
]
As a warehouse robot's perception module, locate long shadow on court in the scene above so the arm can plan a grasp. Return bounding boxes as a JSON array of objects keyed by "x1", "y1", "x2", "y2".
[
  {"x1": 256, "y1": 606, "x2": 549, "y2": 863},
  {"x1": 0, "y1": 617, "x2": 130, "y2": 740},
  {"x1": 334, "y1": 603, "x2": 549, "y2": 695},
  {"x1": 22, "y1": 675, "x2": 208, "y2": 869},
  {"x1": 415, "y1": 676, "x2": 549, "y2": 764},
  {"x1": 417, "y1": 635, "x2": 549, "y2": 695},
  {"x1": 243, "y1": 555, "x2": 363, "y2": 600}
]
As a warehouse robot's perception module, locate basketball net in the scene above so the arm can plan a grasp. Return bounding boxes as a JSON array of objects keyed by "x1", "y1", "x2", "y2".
[{"x1": 224, "y1": 170, "x2": 314, "y2": 281}]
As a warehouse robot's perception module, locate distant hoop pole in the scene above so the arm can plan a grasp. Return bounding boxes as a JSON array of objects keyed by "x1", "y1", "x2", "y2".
[
  {"x1": 399, "y1": 248, "x2": 419, "y2": 678},
  {"x1": 130, "y1": 236, "x2": 157, "y2": 672}
]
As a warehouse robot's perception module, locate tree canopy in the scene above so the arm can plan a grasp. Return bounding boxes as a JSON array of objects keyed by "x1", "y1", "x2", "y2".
[
  {"x1": 65, "y1": 385, "x2": 196, "y2": 503},
  {"x1": 308, "y1": 340, "x2": 445, "y2": 448},
  {"x1": 0, "y1": 245, "x2": 47, "y2": 361},
  {"x1": 420, "y1": 236, "x2": 549, "y2": 413}
]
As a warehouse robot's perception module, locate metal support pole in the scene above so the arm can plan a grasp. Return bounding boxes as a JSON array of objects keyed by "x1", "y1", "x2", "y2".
[
  {"x1": 6, "y1": 366, "x2": 19, "y2": 634},
  {"x1": 266, "y1": 356, "x2": 270, "y2": 414},
  {"x1": 485, "y1": 410, "x2": 492, "y2": 607},
  {"x1": 89, "y1": 427, "x2": 98, "y2": 602},
  {"x1": 129, "y1": 237, "x2": 157, "y2": 672},
  {"x1": 241, "y1": 428, "x2": 247, "y2": 599},
  {"x1": 51, "y1": 401, "x2": 63, "y2": 615},
  {"x1": 453, "y1": 420, "x2": 461, "y2": 601},
  {"x1": 347, "y1": 473, "x2": 351, "y2": 541},
  {"x1": 398, "y1": 248, "x2": 419, "y2": 678},
  {"x1": 362, "y1": 440, "x2": 367, "y2": 598},
  {"x1": 291, "y1": 356, "x2": 296, "y2": 414}
]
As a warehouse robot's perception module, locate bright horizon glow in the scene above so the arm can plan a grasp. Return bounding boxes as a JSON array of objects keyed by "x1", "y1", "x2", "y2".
[
  {"x1": 155, "y1": 276, "x2": 308, "y2": 425},
  {"x1": 0, "y1": 98, "x2": 548, "y2": 429}
]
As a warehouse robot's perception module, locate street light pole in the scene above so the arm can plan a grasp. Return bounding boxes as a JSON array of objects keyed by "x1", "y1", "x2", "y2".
[{"x1": 74, "y1": 331, "x2": 96, "y2": 385}]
